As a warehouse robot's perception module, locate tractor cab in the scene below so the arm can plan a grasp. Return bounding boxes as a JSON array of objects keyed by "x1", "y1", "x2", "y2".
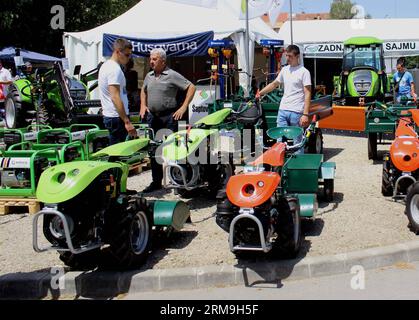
[{"x1": 336, "y1": 37, "x2": 390, "y2": 106}]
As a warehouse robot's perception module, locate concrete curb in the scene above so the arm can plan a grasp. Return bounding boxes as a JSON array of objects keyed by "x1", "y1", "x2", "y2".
[{"x1": 2, "y1": 240, "x2": 419, "y2": 299}]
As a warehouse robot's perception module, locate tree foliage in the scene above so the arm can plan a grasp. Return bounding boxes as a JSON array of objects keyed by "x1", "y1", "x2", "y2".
[
  {"x1": 0, "y1": 0, "x2": 140, "y2": 56},
  {"x1": 329, "y1": 0, "x2": 356, "y2": 19}
]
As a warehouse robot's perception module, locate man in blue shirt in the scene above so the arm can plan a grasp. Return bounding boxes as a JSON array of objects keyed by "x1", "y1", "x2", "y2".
[{"x1": 393, "y1": 57, "x2": 417, "y2": 103}]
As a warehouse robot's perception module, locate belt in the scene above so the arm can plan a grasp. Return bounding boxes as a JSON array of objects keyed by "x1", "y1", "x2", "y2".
[{"x1": 150, "y1": 108, "x2": 177, "y2": 117}]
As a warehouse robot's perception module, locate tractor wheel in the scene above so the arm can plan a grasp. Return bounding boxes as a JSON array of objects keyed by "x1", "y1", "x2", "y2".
[
  {"x1": 208, "y1": 162, "x2": 235, "y2": 198},
  {"x1": 306, "y1": 129, "x2": 324, "y2": 154},
  {"x1": 323, "y1": 179, "x2": 334, "y2": 202},
  {"x1": 381, "y1": 155, "x2": 394, "y2": 196},
  {"x1": 368, "y1": 132, "x2": 378, "y2": 160},
  {"x1": 175, "y1": 188, "x2": 199, "y2": 199},
  {"x1": 406, "y1": 182, "x2": 419, "y2": 234},
  {"x1": 4, "y1": 88, "x2": 26, "y2": 129},
  {"x1": 273, "y1": 200, "x2": 302, "y2": 258},
  {"x1": 58, "y1": 250, "x2": 101, "y2": 270},
  {"x1": 233, "y1": 250, "x2": 262, "y2": 260},
  {"x1": 103, "y1": 198, "x2": 152, "y2": 269}
]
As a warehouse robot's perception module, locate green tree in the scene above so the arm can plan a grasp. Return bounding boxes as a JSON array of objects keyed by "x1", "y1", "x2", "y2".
[
  {"x1": 0, "y1": 0, "x2": 140, "y2": 57},
  {"x1": 329, "y1": 0, "x2": 356, "y2": 19},
  {"x1": 406, "y1": 57, "x2": 419, "y2": 69}
]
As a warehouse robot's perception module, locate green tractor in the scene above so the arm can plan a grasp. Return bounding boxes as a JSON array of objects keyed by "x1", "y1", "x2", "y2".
[
  {"x1": 4, "y1": 62, "x2": 103, "y2": 129},
  {"x1": 334, "y1": 37, "x2": 391, "y2": 106},
  {"x1": 33, "y1": 137, "x2": 191, "y2": 270}
]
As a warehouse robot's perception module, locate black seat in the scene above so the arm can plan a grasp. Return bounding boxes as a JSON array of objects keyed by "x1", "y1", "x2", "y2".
[{"x1": 236, "y1": 102, "x2": 262, "y2": 125}]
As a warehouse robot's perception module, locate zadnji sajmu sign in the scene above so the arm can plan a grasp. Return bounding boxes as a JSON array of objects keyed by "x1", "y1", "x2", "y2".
[{"x1": 303, "y1": 41, "x2": 419, "y2": 56}]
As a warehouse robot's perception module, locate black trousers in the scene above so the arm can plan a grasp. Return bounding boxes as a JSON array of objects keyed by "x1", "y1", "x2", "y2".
[{"x1": 147, "y1": 110, "x2": 178, "y2": 185}]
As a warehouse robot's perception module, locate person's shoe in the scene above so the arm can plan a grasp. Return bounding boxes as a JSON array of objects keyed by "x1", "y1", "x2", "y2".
[{"x1": 141, "y1": 182, "x2": 162, "y2": 193}]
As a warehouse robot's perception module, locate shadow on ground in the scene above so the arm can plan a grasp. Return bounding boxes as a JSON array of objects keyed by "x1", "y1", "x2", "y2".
[
  {"x1": 0, "y1": 227, "x2": 198, "y2": 300},
  {"x1": 231, "y1": 212, "x2": 330, "y2": 289},
  {"x1": 323, "y1": 147, "x2": 344, "y2": 162}
]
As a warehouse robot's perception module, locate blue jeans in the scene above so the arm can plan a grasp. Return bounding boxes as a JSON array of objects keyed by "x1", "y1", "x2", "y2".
[
  {"x1": 277, "y1": 109, "x2": 304, "y2": 154},
  {"x1": 103, "y1": 117, "x2": 127, "y2": 145}
]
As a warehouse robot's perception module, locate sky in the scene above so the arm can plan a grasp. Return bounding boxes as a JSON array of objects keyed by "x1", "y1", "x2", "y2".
[{"x1": 281, "y1": 0, "x2": 419, "y2": 19}]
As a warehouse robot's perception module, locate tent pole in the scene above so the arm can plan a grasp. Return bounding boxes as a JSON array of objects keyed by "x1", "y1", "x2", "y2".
[
  {"x1": 290, "y1": 0, "x2": 294, "y2": 45},
  {"x1": 245, "y1": 0, "x2": 250, "y2": 97}
]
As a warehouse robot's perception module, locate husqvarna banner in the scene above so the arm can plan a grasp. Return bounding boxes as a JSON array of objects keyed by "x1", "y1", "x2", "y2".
[{"x1": 103, "y1": 31, "x2": 214, "y2": 57}]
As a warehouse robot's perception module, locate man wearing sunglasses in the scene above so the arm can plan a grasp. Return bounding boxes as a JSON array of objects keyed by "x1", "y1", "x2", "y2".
[{"x1": 99, "y1": 38, "x2": 137, "y2": 145}]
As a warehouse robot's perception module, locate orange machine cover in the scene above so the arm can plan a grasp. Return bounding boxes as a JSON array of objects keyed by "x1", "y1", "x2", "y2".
[
  {"x1": 251, "y1": 142, "x2": 286, "y2": 167},
  {"x1": 226, "y1": 172, "x2": 280, "y2": 208},
  {"x1": 390, "y1": 136, "x2": 419, "y2": 172},
  {"x1": 395, "y1": 117, "x2": 416, "y2": 138},
  {"x1": 410, "y1": 109, "x2": 419, "y2": 126}
]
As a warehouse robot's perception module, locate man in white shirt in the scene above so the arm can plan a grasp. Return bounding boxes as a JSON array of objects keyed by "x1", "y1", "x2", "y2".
[
  {"x1": 99, "y1": 38, "x2": 137, "y2": 145},
  {"x1": 0, "y1": 60, "x2": 13, "y2": 102},
  {"x1": 257, "y1": 45, "x2": 312, "y2": 153}
]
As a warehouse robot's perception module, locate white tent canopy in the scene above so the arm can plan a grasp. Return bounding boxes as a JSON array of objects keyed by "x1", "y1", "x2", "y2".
[
  {"x1": 64, "y1": 0, "x2": 280, "y2": 94},
  {"x1": 278, "y1": 18, "x2": 419, "y2": 59}
]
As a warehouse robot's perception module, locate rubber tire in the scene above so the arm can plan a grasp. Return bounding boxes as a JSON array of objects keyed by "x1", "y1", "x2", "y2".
[
  {"x1": 306, "y1": 129, "x2": 324, "y2": 154},
  {"x1": 176, "y1": 188, "x2": 199, "y2": 199},
  {"x1": 4, "y1": 87, "x2": 26, "y2": 129},
  {"x1": 381, "y1": 155, "x2": 394, "y2": 197},
  {"x1": 103, "y1": 199, "x2": 152, "y2": 269},
  {"x1": 406, "y1": 182, "x2": 419, "y2": 234},
  {"x1": 368, "y1": 132, "x2": 378, "y2": 160},
  {"x1": 58, "y1": 250, "x2": 101, "y2": 270},
  {"x1": 323, "y1": 179, "x2": 334, "y2": 202},
  {"x1": 273, "y1": 200, "x2": 302, "y2": 259},
  {"x1": 208, "y1": 162, "x2": 235, "y2": 198}
]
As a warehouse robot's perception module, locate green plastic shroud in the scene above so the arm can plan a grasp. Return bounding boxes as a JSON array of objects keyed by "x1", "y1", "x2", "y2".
[
  {"x1": 91, "y1": 138, "x2": 149, "y2": 158},
  {"x1": 36, "y1": 161, "x2": 121, "y2": 204}
]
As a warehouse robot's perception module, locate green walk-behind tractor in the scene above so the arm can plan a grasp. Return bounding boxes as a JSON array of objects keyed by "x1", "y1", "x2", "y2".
[
  {"x1": 0, "y1": 124, "x2": 109, "y2": 198},
  {"x1": 334, "y1": 37, "x2": 392, "y2": 106},
  {"x1": 4, "y1": 61, "x2": 103, "y2": 129},
  {"x1": 33, "y1": 137, "x2": 191, "y2": 270},
  {"x1": 215, "y1": 120, "x2": 336, "y2": 258},
  {"x1": 163, "y1": 100, "x2": 267, "y2": 198}
]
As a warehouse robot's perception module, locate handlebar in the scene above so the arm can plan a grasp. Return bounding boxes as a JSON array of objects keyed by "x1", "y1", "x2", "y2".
[{"x1": 285, "y1": 120, "x2": 316, "y2": 152}]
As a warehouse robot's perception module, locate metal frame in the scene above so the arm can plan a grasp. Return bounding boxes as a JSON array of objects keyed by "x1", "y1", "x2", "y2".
[
  {"x1": 393, "y1": 174, "x2": 417, "y2": 200},
  {"x1": 228, "y1": 209, "x2": 272, "y2": 253},
  {"x1": 33, "y1": 207, "x2": 102, "y2": 254}
]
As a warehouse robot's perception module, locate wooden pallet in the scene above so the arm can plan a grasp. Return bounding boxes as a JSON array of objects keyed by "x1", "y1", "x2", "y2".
[
  {"x1": 129, "y1": 159, "x2": 151, "y2": 175},
  {"x1": 0, "y1": 198, "x2": 41, "y2": 215}
]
